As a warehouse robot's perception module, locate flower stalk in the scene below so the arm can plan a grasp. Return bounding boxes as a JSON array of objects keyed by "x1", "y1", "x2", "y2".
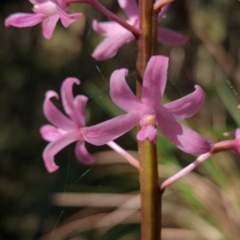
[
  {"x1": 67, "y1": 0, "x2": 140, "y2": 36},
  {"x1": 136, "y1": 1, "x2": 161, "y2": 239},
  {"x1": 160, "y1": 152, "x2": 213, "y2": 190},
  {"x1": 106, "y1": 141, "x2": 140, "y2": 169}
]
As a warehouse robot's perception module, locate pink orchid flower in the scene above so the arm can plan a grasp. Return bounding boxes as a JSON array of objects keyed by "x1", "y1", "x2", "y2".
[
  {"x1": 81, "y1": 55, "x2": 213, "y2": 155},
  {"x1": 40, "y1": 77, "x2": 95, "y2": 173},
  {"x1": 221, "y1": 128, "x2": 240, "y2": 154},
  {"x1": 5, "y1": 0, "x2": 82, "y2": 39},
  {"x1": 92, "y1": 0, "x2": 189, "y2": 60}
]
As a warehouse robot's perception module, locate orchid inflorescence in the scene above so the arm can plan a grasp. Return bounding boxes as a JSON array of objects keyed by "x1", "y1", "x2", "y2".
[
  {"x1": 5, "y1": 0, "x2": 188, "y2": 59},
  {"x1": 5, "y1": 0, "x2": 82, "y2": 39},
  {"x1": 5, "y1": 0, "x2": 240, "y2": 194}
]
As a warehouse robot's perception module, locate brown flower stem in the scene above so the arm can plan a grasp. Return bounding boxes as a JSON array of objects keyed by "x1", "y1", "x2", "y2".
[{"x1": 136, "y1": 1, "x2": 161, "y2": 240}]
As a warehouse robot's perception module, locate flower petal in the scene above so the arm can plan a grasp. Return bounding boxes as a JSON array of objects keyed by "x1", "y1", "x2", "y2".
[
  {"x1": 137, "y1": 125, "x2": 157, "y2": 143},
  {"x1": 233, "y1": 129, "x2": 240, "y2": 138},
  {"x1": 74, "y1": 95, "x2": 88, "y2": 126},
  {"x1": 156, "y1": 107, "x2": 213, "y2": 154},
  {"x1": 43, "y1": 131, "x2": 80, "y2": 172},
  {"x1": 5, "y1": 13, "x2": 44, "y2": 28},
  {"x1": 40, "y1": 124, "x2": 63, "y2": 142},
  {"x1": 164, "y1": 85, "x2": 205, "y2": 119},
  {"x1": 118, "y1": 0, "x2": 138, "y2": 19},
  {"x1": 158, "y1": 27, "x2": 189, "y2": 46},
  {"x1": 225, "y1": 128, "x2": 240, "y2": 139},
  {"x1": 54, "y1": 0, "x2": 69, "y2": 9},
  {"x1": 81, "y1": 112, "x2": 142, "y2": 145},
  {"x1": 42, "y1": 14, "x2": 59, "y2": 39},
  {"x1": 158, "y1": 5, "x2": 168, "y2": 21},
  {"x1": 92, "y1": 32, "x2": 134, "y2": 60},
  {"x1": 141, "y1": 55, "x2": 169, "y2": 106},
  {"x1": 110, "y1": 69, "x2": 142, "y2": 112},
  {"x1": 57, "y1": 8, "x2": 82, "y2": 28},
  {"x1": 75, "y1": 141, "x2": 96, "y2": 164},
  {"x1": 30, "y1": 0, "x2": 48, "y2": 4},
  {"x1": 92, "y1": 20, "x2": 124, "y2": 36},
  {"x1": 43, "y1": 90, "x2": 77, "y2": 130},
  {"x1": 61, "y1": 77, "x2": 82, "y2": 124}
]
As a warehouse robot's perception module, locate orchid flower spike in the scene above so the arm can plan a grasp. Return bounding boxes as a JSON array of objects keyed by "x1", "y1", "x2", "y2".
[
  {"x1": 81, "y1": 55, "x2": 213, "y2": 155},
  {"x1": 40, "y1": 77, "x2": 95, "y2": 173},
  {"x1": 92, "y1": 0, "x2": 189, "y2": 60},
  {"x1": 5, "y1": 0, "x2": 82, "y2": 39}
]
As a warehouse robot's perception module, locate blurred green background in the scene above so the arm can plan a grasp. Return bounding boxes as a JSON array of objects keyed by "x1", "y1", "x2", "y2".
[{"x1": 1, "y1": 0, "x2": 240, "y2": 239}]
